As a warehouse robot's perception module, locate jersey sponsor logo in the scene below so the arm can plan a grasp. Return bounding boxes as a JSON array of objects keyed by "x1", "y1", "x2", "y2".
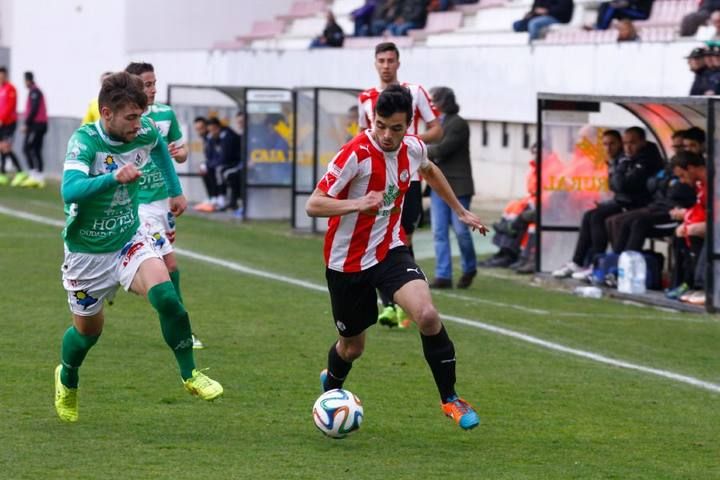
[
  {"x1": 335, "y1": 321, "x2": 347, "y2": 332},
  {"x1": 167, "y1": 212, "x2": 176, "y2": 229},
  {"x1": 377, "y1": 185, "x2": 401, "y2": 217},
  {"x1": 91, "y1": 210, "x2": 136, "y2": 234},
  {"x1": 151, "y1": 232, "x2": 166, "y2": 249},
  {"x1": 104, "y1": 154, "x2": 118, "y2": 173},
  {"x1": 73, "y1": 290, "x2": 99, "y2": 310},
  {"x1": 120, "y1": 241, "x2": 145, "y2": 267}
]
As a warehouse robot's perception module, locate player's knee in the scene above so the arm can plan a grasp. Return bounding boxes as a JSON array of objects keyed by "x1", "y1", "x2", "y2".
[
  {"x1": 414, "y1": 304, "x2": 440, "y2": 331},
  {"x1": 164, "y1": 255, "x2": 177, "y2": 272},
  {"x1": 338, "y1": 341, "x2": 364, "y2": 361},
  {"x1": 148, "y1": 281, "x2": 185, "y2": 317}
]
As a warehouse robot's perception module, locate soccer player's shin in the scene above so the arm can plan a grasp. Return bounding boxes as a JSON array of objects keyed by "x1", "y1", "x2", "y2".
[
  {"x1": 421, "y1": 324, "x2": 457, "y2": 402},
  {"x1": 60, "y1": 326, "x2": 100, "y2": 388},
  {"x1": 148, "y1": 281, "x2": 195, "y2": 380},
  {"x1": 169, "y1": 269, "x2": 184, "y2": 305},
  {"x1": 325, "y1": 343, "x2": 353, "y2": 391}
]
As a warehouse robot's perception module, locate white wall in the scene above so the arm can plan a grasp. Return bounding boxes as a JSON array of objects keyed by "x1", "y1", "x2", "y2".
[
  {"x1": 9, "y1": 0, "x2": 128, "y2": 118},
  {"x1": 124, "y1": 0, "x2": 296, "y2": 52}
]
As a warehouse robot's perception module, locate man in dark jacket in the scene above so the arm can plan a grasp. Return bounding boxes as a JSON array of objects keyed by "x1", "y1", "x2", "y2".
[
  {"x1": 513, "y1": 0, "x2": 574, "y2": 40},
  {"x1": 688, "y1": 48, "x2": 711, "y2": 96},
  {"x1": 206, "y1": 117, "x2": 243, "y2": 211},
  {"x1": 426, "y1": 87, "x2": 477, "y2": 289},
  {"x1": 681, "y1": 0, "x2": 720, "y2": 37},
  {"x1": 388, "y1": 0, "x2": 429, "y2": 36},
  {"x1": 593, "y1": 0, "x2": 653, "y2": 30},
  {"x1": 553, "y1": 127, "x2": 664, "y2": 279}
]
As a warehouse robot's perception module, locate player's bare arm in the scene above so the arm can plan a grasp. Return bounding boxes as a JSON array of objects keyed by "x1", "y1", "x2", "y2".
[
  {"x1": 306, "y1": 189, "x2": 384, "y2": 218},
  {"x1": 419, "y1": 118, "x2": 443, "y2": 144},
  {"x1": 420, "y1": 162, "x2": 488, "y2": 235}
]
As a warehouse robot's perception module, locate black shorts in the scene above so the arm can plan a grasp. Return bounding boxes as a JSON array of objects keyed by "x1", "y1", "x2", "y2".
[
  {"x1": 325, "y1": 246, "x2": 427, "y2": 337},
  {"x1": 0, "y1": 122, "x2": 16, "y2": 142},
  {"x1": 401, "y1": 180, "x2": 422, "y2": 236}
]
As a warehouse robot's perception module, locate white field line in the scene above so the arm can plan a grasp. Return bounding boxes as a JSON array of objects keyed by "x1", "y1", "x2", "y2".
[{"x1": 1, "y1": 204, "x2": 719, "y2": 394}]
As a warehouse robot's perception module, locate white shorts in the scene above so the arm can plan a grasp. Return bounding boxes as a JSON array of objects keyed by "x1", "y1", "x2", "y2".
[
  {"x1": 61, "y1": 227, "x2": 163, "y2": 316},
  {"x1": 138, "y1": 199, "x2": 176, "y2": 257}
]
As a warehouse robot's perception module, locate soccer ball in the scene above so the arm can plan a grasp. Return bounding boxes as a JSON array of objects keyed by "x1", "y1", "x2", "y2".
[{"x1": 312, "y1": 389, "x2": 363, "y2": 438}]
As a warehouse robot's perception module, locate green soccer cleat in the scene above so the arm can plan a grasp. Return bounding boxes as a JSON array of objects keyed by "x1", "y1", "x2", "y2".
[
  {"x1": 20, "y1": 176, "x2": 45, "y2": 188},
  {"x1": 378, "y1": 305, "x2": 399, "y2": 328},
  {"x1": 183, "y1": 369, "x2": 223, "y2": 401},
  {"x1": 396, "y1": 306, "x2": 411, "y2": 329},
  {"x1": 54, "y1": 365, "x2": 78, "y2": 422},
  {"x1": 10, "y1": 171, "x2": 28, "y2": 187}
]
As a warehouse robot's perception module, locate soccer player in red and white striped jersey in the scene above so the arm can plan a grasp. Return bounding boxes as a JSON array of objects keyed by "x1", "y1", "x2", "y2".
[
  {"x1": 306, "y1": 85, "x2": 487, "y2": 430},
  {"x1": 358, "y1": 41, "x2": 444, "y2": 328}
]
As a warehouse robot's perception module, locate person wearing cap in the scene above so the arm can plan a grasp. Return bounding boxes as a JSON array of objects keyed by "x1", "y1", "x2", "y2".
[
  {"x1": 703, "y1": 46, "x2": 720, "y2": 94},
  {"x1": 426, "y1": 87, "x2": 477, "y2": 289},
  {"x1": 688, "y1": 47, "x2": 710, "y2": 95}
]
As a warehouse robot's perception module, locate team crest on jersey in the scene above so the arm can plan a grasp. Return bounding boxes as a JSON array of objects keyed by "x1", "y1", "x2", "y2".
[
  {"x1": 399, "y1": 169, "x2": 410, "y2": 183},
  {"x1": 104, "y1": 155, "x2": 118, "y2": 173},
  {"x1": 74, "y1": 290, "x2": 98, "y2": 310}
]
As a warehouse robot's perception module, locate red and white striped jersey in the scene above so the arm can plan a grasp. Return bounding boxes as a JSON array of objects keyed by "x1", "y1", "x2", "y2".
[
  {"x1": 357, "y1": 82, "x2": 438, "y2": 134},
  {"x1": 317, "y1": 129, "x2": 431, "y2": 272}
]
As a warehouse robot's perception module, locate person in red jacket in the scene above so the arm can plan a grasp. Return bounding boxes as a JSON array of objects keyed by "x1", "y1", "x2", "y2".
[{"x1": 0, "y1": 66, "x2": 23, "y2": 186}]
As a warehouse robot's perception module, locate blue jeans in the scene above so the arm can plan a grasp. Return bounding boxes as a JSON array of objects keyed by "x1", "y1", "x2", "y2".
[
  {"x1": 387, "y1": 21, "x2": 422, "y2": 36},
  {"x1": 431, "y1": 192, "x2": 477, "y2": 280},
  {"x1": 513, "y1": 15, "x2": 559, "y2": 40}
]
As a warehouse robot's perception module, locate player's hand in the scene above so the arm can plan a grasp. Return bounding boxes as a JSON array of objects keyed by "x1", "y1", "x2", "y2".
[
  {"x1": 357, "y1": 190, "x2": 385, "y2": 215},
  {"x1": 168, "y1": 142, "x2": 182, "y2": 158},
  {"x1": 169, "y1": 195, "x2": 187, "y2": 217},
  {"x1": 458, "y1": 209, "x2": 488, "y2": 236},
  {"x1": 114, "y1": 164, "x2": 141, "y2": 184}
]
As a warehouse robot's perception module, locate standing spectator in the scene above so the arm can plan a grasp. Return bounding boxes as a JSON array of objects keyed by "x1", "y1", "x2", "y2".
[
  {"x1": 0, "y1": 66, "x2": 23, "y2": 187},
  {"x1": 310, "y1": 11, "x2": 345, "y2": 48},
  {"x1": 688, "y1": 48, "x2": 710, "y2": 95},
  {"x1": 553, "y1": 127, "x2": 663, "y2": 279},
  {"x1": 20, "y1": 71, "x2": 48, "y2": 188},
  {"x1": 593, "y1": 0, "x2": 653, "y2": 30},
  {"x1": 513, "y1": 0, "x2": 574, "y2": 41},
  {"x1": 351, "y1": 0, "x2": 378, "y2": 36},
  {"x1": 680, "y1": 0, "x2": 720, "y2": 37},
  {"x1": 387, "y1": 0, "x2": 430, "y2": 36},
  {"x1": 427, "y1": 87, "x2": 477, "y2": 289}
]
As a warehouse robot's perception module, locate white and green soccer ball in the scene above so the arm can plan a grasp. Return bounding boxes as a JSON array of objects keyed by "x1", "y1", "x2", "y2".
[{"x1": 312, "y1": 389, "x2": 363, "y2": 438}]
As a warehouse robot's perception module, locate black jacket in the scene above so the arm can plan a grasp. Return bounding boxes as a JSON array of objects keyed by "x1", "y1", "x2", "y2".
[
  {"x1": 531, "y1": 0, "x2": 574, "y2": 23},
  {"x1": 609, "y1": 141, "x2": 664, "y2": 207},
  {"x1": 646, "y1": 167, "x2": 697, "y2": 211},
  {"x1": 427, "y1": 113, "x2": 474, "y2": 197},
  {"x1": 323, "y1": 22, "x2": 345, "y2": 47},
  {"x1": 690, "y1": 68, "x2": 712, "y2": 96}
]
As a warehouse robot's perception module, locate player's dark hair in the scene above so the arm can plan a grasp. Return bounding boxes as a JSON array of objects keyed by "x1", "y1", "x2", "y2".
[
  {"x1": 207, "y1": 117, "x2": 222, "y2": 127},
  {"x1": 124, "y1": 62, "x2": 155, "y2": 76},
  {"x1": 374, "y1": 84, "x2": 413, "y2": 124},
  {"x1": 0, "y1": 66, "x2": 7, "y2": 75},
  {"x1": 672, "y1": 129, "x2": 685, "y2": 139},
  {"x1": 602, "y1": 129, "x2": 621, "y2": 142},
  {"x1": 671, "y1": 151, "x2": 705, "y2": 170},
  {"x1": 24, "y1": 71, "x2": 34, "y2": 82},
  {"x1": 194, "y1": 116, "x2": 207, "y2": 124},
  {"x1": 625, "y1": 126, "x2": 646, "y2": 140},
  {"x1": 682, "y1": 126, "x2": 706, "y2": 144},
  {"x1": 375, "y1": 42, "x2": 399, "y2": 60},
  {"x1": 98, "y1": 72, "x2": 148, "y2": 112}
]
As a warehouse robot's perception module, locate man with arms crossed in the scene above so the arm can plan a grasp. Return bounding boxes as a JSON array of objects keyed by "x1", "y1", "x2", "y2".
[
  {"x1": 307, "y1": 85, "x2": 485, "y2": 430},
  {"x1": 55, "y1": 72, "x2": 222, "y2": 423}
]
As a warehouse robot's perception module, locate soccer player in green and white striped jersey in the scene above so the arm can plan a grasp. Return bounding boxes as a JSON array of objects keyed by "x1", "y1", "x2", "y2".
[
  {"x1": 54, "y1": 72, "x2": 222, "y2": 423},
  {"x1": 125, "y1": 62, "x2": 204, "y2": 349}
]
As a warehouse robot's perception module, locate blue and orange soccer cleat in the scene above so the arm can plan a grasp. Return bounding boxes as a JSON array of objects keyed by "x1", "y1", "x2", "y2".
[
  {"x1": 442, "y1": 395, "x2": 480, "y2": 430},
  {"x1": 320, "y1": 369, "x2": 328, "y2": 392}
]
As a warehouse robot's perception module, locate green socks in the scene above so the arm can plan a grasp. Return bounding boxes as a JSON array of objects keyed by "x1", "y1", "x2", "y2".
[
  {"x1": 60, "y1": 326, "x2": 100, "y2": 388},
  {"x1": 169, "y1": 269, "x2": 184, "y2": 305},
  {"x1": 148, "y1": 281, "x2": 195, "y2": 380}
]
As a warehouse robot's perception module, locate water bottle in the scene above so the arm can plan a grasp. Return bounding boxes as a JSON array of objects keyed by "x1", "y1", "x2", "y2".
[
  {"x1": 573, "y1": 286, "x2": 603, "y2": 298},
  {"x1": 617, "y1": 251, "x2": 646, "y2": 294}
]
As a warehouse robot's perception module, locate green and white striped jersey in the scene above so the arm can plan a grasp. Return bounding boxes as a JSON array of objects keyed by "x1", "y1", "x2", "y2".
[{"x1": 138, "y1": 103, "x2": 184, "y2": 204}]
